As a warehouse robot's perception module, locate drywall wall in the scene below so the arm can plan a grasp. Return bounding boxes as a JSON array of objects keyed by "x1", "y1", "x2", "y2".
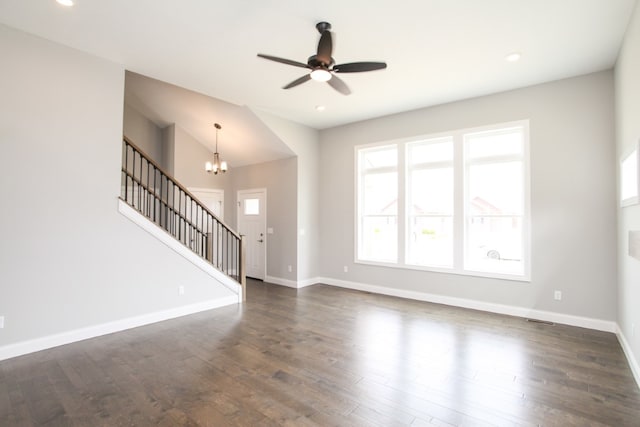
[
  {"x1": 251, "y1": 109, "x2": 320, "y2": 282},
  {"x1": 161, "y1": 124, "x2": 175, "y2": 175},
  {"x1": 226, "y1": 157, "x2": 298, "y2": 282},
  {"x1": 319, "y1": 71, "x2": 616, "y2": 321},
  {"x1": 0, "y1": 24, "x2": 236, "y2": 350},
  {"x1": 172, "y1": 123, "x2": 230, "y2": 190},
  {"x1": 615, "y1": 0, "x2": 640, "y2": 375},
  {"x1": 123, "y1": 103, "x2": 163, "y2": 165}
]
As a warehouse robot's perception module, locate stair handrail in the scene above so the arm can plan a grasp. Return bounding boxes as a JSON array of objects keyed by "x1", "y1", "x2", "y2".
[
  {"x1": 122, "y1": 136, "x2": 241, "y2": 239},
  {"x1": 121, "y1": 137, "x2": 245, "y2": 299}
]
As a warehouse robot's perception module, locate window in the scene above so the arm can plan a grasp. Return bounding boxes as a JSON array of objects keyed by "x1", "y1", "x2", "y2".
[
  {"x1": 356, "y1": 121, "x2": 530, "y2": 280},
  {"x1": 620, "y1": 143, "x2": 639, "y2": 207},
  {"x1": 357, "y1": 145, "x2": 398, "y2": 263},
  {"x1": 464, "y1": 127, "x2": 526, "y2": 276},
  {"x1": 244, "y1": 198, "x2": 260, "y2": 215},
  {"x1": 406, "y1": 137, "x2": 454, "y2": 268}
]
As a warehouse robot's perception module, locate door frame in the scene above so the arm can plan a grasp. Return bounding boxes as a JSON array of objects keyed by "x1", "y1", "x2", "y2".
[
  {"x1": 188, "y1": 187, "x2": 224, "y2": 219},
  {"x1": 237, "y1": 188, "x2": 267, "y2": 280}
]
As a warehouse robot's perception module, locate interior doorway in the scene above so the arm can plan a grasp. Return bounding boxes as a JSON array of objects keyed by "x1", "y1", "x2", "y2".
[{"x1": 188, "y1": 188, "x2": 224, "y2": 219}]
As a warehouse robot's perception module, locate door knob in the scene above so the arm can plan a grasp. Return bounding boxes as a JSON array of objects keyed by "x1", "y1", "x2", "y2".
[{"x1": 258, "y1": 239, "x2": 264, "y2": 243}]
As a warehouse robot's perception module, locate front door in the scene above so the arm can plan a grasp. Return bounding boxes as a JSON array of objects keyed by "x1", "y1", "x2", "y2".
[{"x1": 237, "y1": 189, "x2": 266, "y2": 280}]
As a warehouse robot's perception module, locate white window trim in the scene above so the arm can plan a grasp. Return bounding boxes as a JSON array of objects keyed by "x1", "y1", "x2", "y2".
[
  {"x1": 354, "y1": 120, "x2": 531, "y2": 282},
  {"x1": 355, "y1": 143, "x2": 400, "y2": 264}
]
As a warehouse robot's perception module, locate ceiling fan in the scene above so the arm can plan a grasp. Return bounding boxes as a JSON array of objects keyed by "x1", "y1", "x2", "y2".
[{"x1": 257, "y1": 22, "x2": 387, "y2": 95}]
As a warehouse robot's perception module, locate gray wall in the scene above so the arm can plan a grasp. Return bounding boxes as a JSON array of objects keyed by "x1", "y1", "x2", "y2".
[
  {"x1": 123, "y1": 103, "x2": 163, "y2": 165},
  {"x1": 0, "y1": 24, "x2": 235, "y2": 348},
  {"x1": 161, "y1": 124, "x2": 175, "y2": 175},
  {"x1": 252, "y1": 110, "x2": 320, "y2": 282},
  {"x1": 615, "y1": 1, "x2": 640, "y2": 371},
  {"x1": 226, "y1": 157, "x2": 298, "y2": 281},
  {"x1": 319, "y1": 71, "x2": 617, "y2": 321},
  {"x1": 172, "y1": 123, "x2": 230, "y2": 191},
  {"x1": 123, "y1": 105, "x2": 298, "y2": 283}
]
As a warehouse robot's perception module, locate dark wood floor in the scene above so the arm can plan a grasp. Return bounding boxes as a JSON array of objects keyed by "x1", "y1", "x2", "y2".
[{"x1": 1, "y1": 280, "x2": 639, "y2": 426}]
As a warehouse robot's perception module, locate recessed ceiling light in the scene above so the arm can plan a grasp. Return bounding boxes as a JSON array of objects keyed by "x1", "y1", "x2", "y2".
[
  {"x1": 56, "y1": 0, "x2": 74, "y2": 6},
  {"x1": 315, "y1": 105, "x2": 326, "y2": 112},
  {"x1": 505, "y1": 52, "x2": 522, "y2": 62}
]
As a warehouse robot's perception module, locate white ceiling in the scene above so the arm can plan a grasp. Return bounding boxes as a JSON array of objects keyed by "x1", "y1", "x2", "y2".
[{"x1": 0, "y1": 0, "x2": 636, "y2": 133}]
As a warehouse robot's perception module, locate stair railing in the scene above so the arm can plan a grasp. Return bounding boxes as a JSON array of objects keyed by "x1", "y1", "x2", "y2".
[{"x1": 120, "y1": 137, "x2": 246, "y2": 300}]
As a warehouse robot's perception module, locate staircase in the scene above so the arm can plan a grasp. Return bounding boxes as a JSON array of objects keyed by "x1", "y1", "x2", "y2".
[{"x1": 120, "y1": 137, "x2": 246, "y2": 299}]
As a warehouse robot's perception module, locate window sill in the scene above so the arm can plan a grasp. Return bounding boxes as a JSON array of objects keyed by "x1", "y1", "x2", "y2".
[{"x1": 354, "y1": 259, "x2": 531, "y2": 283}]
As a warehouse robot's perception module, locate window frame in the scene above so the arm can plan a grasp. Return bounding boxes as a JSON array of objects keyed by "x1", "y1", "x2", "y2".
[
  {"x1": 355, "y1": 143, "x2": 400, "y2": 264},
  {"x1": 354, "y1": 120, "x2": 531, "y2": 282}
]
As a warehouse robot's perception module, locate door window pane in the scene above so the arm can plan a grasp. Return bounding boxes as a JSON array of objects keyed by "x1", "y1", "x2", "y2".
[{"x1": 244, "y1": 198, "x2": 259, "y2": 215}]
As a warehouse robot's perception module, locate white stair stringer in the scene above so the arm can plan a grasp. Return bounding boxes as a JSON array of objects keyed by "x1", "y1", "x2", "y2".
[{"x1": 118, "y1": 198, "x2": 243, "y2": 302}]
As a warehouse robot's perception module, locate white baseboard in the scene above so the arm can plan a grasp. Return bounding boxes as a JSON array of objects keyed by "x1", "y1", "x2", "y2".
[
  {"x1": 316, "y1": 277, "x2": 617, "y2": 333},
  {"x1": 0, "y1": 295, "x2": 238, "y2": 362},
  {"x1": 297, "y1": 277, "x2": 320, "y2": 288},
  {"x1": 265, "y1": 275, "x2": 298, "y2": 288},
  {"x1": 616, "y1": 326, "x2": 640, "y2": 389},
  {"x1": 265, "y1": 275, "x2": 319, "y2": 289},
  {"x1": 118, "y1": 199, "x2": 241, "y2": 298}
]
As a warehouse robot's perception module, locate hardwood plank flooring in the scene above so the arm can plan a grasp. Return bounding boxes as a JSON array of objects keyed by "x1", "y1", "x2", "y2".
[{"x1": 1, "y1": 279, "x2": 639, "y2": 426}]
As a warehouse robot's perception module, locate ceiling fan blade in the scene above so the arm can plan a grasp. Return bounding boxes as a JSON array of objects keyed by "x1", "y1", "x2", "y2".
[
  {"x1": 316, "y1": 30, "x2": 333, "y2": 65},
  {"x1": 283, "y1": 74, "x2": 312, "y2": 89},
  {"x1": 327, "y1": 74, "x2": 351, "y2": 95},
  {"x1": 257, "y1": 54, "x2": 310, "y2": 69},
  {"x1": 333, "y1": 62, "x2": 387, "y2": 73}
]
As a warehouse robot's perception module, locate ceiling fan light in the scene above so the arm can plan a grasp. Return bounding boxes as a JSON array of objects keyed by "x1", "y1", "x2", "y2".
[{"x1": 310, "y1": 69, "x2": 332, "y2": 82}]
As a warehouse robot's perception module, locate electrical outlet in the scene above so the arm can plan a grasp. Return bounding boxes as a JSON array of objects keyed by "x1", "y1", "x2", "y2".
[
  {"x1": 287, "y1": 265, "x2": 292, "y2": 273},
  {"x1": 179, "y1": 286, "x2": 185, "y2": 296},
  {"x1": 343, "y1": 266, "x2": 349, "y2": 273},
  {"x1": 554, "y1": 290, "x2": 562, "y2": 301},
  {"x1": 0, "y1": 316, "x2": 4, "y2": 329}
]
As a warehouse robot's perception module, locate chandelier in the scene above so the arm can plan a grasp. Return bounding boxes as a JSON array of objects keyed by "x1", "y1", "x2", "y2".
[{"x1": 205, "y1": 123, "x2": 228, "y2": 174}]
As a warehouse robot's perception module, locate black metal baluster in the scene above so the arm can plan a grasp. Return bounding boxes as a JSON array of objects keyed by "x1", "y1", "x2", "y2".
[{"x1": 121, "y1": 139, "x2": 242, "y2": 285}]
